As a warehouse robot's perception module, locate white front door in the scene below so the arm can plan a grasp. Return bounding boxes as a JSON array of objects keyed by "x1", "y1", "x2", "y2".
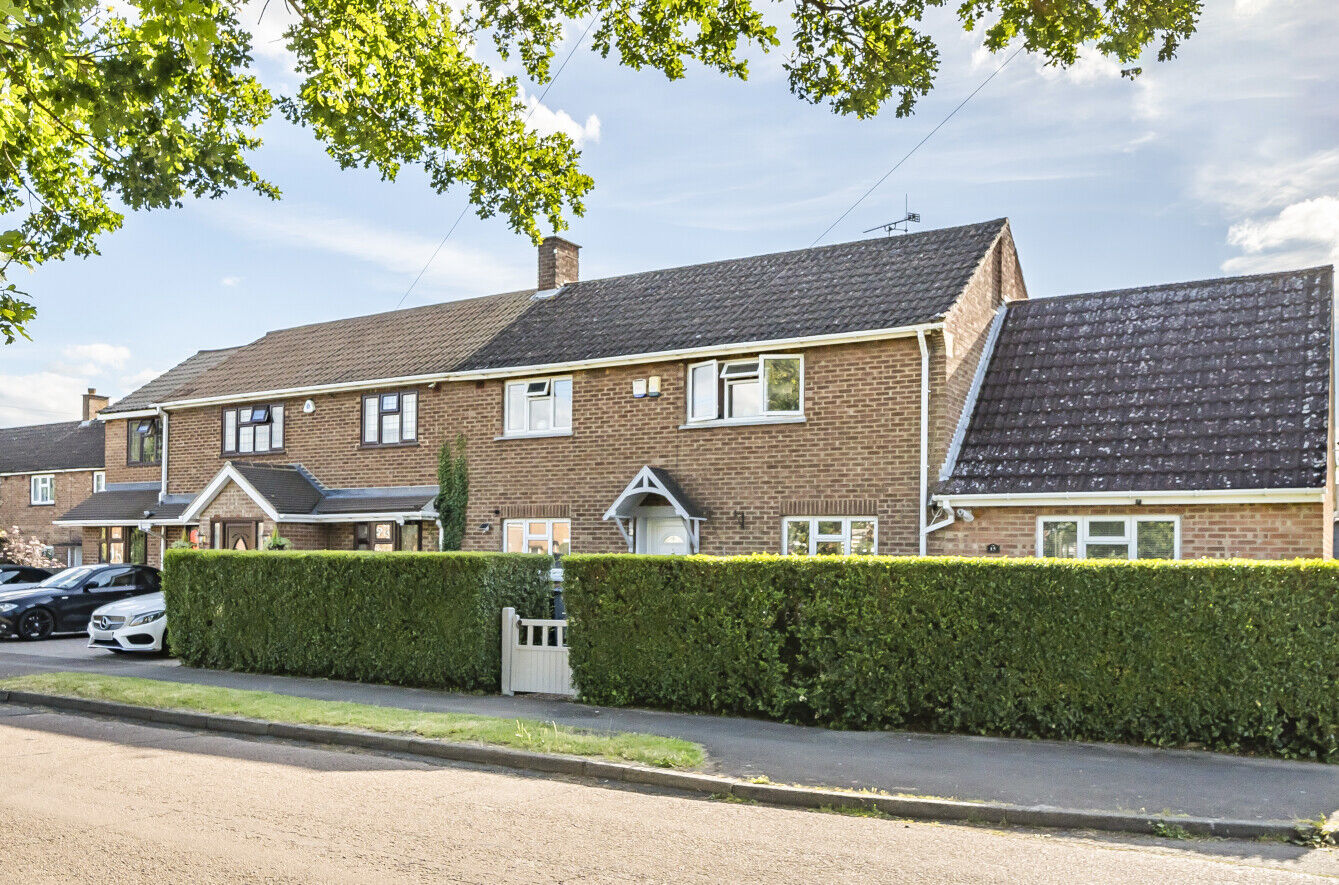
[{"x1": 646, "y1": 517, "x2": 690, "y2": 555}]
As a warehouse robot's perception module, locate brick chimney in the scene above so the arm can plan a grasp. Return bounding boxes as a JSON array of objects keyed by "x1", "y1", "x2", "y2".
[
  {"x1": 537, "y1": 236, "x2": 580, "y2": 290},
  {"x1": 81, "y1": 387, "x2": 108, "y2": 421}
]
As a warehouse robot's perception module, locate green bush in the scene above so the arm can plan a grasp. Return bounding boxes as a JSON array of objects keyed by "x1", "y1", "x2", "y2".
[
  {"x1": 164, "y1": 550, "x2": 552, "y2": 691},
  {"x1": 563, "y1": 555, "x2": 1339, "y2": 760}
]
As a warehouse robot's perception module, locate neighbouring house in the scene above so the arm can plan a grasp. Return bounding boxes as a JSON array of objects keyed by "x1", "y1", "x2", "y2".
[
  {"x1": 54, "y1": 220, "x2": 1337, "y2": 564},
  {"x1": 0, "y1": 389, "x2": 108, "y2": 566}
]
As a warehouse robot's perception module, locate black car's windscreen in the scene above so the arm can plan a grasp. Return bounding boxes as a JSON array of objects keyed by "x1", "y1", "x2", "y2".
[{"x1": 38, "y1": 566, "x2": 96, "y2": 589}]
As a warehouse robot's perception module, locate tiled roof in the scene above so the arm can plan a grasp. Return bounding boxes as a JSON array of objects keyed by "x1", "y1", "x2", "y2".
[
  {"x1": 0, "y1": 421, "x2": 104, "y2": 473},
  {"x1": 939, "y1": 266, "x2": 1334, "y2": 496},
  {"x1": 161, "y1": 290, "x2": 537, "y2": 402},
  {"x1": 55, "y1": 485, "x2": 187, "y2": 523},
  {"x1": 313, "y1": 487, "x2": 437, "y2": 514},
  {"x1": 457, "y1": 220, "x2": 1008, "y2": 370},
  {"x1": 102, "y1": 347, "x2": 241, "y2": 414},
  {"x1": 232, "y1": 463, "x2": 324, "y2": 514}
]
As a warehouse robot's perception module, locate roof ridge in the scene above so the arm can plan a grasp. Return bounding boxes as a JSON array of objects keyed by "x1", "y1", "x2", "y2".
[
  {"x1": 1013, "y1": 265, "x2": 1334, "y2": 309},
  {"x1": 249, "y1": 288, "x2": 538, "y2": 339}
]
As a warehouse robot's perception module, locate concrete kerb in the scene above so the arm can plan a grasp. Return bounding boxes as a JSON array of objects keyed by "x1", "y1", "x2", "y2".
[{"x1": 0, "y1": 689, "x2": 1318, "y2": 843}]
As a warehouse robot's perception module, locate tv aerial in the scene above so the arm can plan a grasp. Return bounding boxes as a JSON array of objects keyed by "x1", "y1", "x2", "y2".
[{"x1": 864, "y1": 197, "x2": 921, "y2": 236}]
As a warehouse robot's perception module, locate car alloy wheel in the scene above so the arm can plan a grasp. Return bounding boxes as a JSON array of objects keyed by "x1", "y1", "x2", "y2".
[{"x1": 17, "y1": 608, "x2": 54, "y2": 641}]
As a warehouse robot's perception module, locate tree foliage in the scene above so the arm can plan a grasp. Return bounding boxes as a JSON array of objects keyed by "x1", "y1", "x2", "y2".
[{"x1": 1, "y1": 0, "x2": 1202, "y2": 341}]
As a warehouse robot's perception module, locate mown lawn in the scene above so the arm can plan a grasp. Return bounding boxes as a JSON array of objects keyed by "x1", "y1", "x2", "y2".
[{"x1": 1, "y1": 672, "x2": 704, "y2": 770}]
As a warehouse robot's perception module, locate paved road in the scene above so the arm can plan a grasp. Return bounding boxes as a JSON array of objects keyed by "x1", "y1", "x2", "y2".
[
  {"x1": 2, "y1": 706, "x2": 1337, "y2": 884},
  {"x1": 3, "y1": 637, "x2": 1339, "y2": 824}
]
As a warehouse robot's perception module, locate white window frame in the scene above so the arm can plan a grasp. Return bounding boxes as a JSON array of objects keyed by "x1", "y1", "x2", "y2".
[
  {"x1": 502, "y1": 518, "x2": 571, "y2": 555},
  {"x1": 92, "y1": 471, "x2": 105, "y2": 493},
  {"x1": 502, "y1": 376, "x2": 573, "y2": 438},
  {"x1": 1035, "y1": 516, "x2": 1181, "y2": 560},
  {"x1": 30, "y1": 474, "x2": 54, "y2": 505},
  {"x1": 781, "y1": 516, "x2": 878, "y2": 556},
  {"x1": 222, "y1": 403, "x2": 285, "y2": 454},
  {"x1": 685, "y1": 354, "x2": 804, "y2": 426}
]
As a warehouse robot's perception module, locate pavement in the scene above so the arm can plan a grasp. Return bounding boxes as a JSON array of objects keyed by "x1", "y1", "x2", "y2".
[
  {"x1": 4, "y1": 705, "x2": 1337, "y2": 884},
  {"x1": 3, "y1": 636, "x2": 1338, "y2": 826}
]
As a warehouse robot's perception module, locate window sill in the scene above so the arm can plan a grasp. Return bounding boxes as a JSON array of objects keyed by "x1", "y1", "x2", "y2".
[
  {"x1": 495, "y1": 430, "x2": 574, "y2": 441},
  {"x1": 29, "y1": 502, "x2": 54, "y2": 507},
  {"x1": 223, "y1": 449, "x2": 288, "y2": 458},
  {"x1": 358, "y1": 441, "x2": 420, "y2": 450},
  {"x1": 127, "y1": 462, "x2": 162, "y2": 468},
  {"x1": 679, "y1": 415, "x2": 806, "y2": 430}
]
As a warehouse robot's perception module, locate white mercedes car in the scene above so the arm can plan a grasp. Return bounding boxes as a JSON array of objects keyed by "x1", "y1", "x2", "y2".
[{"x1": 87, "y1": 591, "x2": 168, "y2": 654}]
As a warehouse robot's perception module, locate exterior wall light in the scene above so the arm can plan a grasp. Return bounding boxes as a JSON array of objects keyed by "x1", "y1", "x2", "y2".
[{"x1": 479, "y1": 522, "x2": 492, "y2": 533}]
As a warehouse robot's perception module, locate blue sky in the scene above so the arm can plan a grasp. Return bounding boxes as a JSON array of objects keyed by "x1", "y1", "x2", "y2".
[{"x1": 3, "y1": 0, "x2": 1337, "y2": 426}]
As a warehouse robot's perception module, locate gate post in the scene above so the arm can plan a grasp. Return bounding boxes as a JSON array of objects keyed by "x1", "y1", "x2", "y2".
[{"x1": 500, "y1": 607, "x2": 516, "y2": 696}]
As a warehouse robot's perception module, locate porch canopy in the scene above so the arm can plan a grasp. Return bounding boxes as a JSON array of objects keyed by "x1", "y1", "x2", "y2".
[{"x1": 603, "y1": 466, "x2": 705, "y2": 552}]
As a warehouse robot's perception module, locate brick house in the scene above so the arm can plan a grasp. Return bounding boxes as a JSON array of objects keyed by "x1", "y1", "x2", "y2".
[
  {"x1": 55, "y1": 220, "x2": 1336, "y2": 563},
  {"x1": 1, "y1": 390, "x2": 108, "y2": 566}
]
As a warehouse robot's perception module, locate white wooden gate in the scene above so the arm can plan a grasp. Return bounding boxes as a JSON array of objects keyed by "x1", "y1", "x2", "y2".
[{"x1": 501, "y1": 607, "x2": 575, "y2": 696}]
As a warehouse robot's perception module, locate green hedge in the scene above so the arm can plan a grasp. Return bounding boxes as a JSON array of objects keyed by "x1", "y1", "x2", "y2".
[
  {"x1": 563, "y1": 555, "x2": 1339, "y2": 760},
  {"x1": 164, "y1": 550, "x2": 552, "y2": 690}
]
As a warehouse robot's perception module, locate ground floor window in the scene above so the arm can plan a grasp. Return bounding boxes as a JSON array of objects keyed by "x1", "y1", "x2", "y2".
[
  {"x1": 782, "y1": 517, "x2": 877, "y2": 556},
  {"x1": 503, "y1": 518, "x2": 570, "y2": 555},
  {"x1": 98, "y1": 526, "x2": 148, "y2": 564},
  {"x1": 1037, "y1": 516, "x2": 1179, "y2": 560},
  {"x1": 353, "y1": 521, "x2": 424, "y2": 552}
]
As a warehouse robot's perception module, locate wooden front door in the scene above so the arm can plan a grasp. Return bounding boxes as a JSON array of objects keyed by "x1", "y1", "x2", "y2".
[{"x1": 223, "y1": 521, "x2": 257, "y2": 550}]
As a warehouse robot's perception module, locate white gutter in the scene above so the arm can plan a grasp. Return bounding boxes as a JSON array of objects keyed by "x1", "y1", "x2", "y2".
[
  {"x1": 916, "y1": 329, "x2": 930, "y2": 556},
  {"x1": 0, "y1": 467, "x2": 101, "y2": 478},
  {"x1": 935, "y1": 488, "x2": 1324, "y2": 507},
  {"x1": 100, "y1": 322, "x2": 946, "y2": 412}
]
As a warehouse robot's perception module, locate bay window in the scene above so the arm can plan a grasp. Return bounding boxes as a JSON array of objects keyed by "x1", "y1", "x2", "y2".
[
  {"x1": 503, "y1": 518, "x2": 571, "y2": 555},
  {"x1": 1037, "y1": 516, "x2": 1179, "y2": 560},
  {"x1": 222, "y1": 404, "x2": 284, "y2": 454},
  {"x1": 783, "y1": 517, "x2": 877, "y2": 556},
  {"x1": 362, "y1": 391, "x2": 418, "y2": 446},
  {"x1": 503, "y1": 377, "x2": 572, "y2": 436},
  {"x1": 686, "y1": 355, "x2": 802, "y2": 424}
]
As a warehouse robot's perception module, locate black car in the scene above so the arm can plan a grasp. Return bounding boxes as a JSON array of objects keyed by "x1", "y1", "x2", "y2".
[
  {"x1": 0, "y1": 565, "x2": 55, "y2": 586},
  {"x1": 0, "y1": 564, "x2": 161, "y2": 641}
]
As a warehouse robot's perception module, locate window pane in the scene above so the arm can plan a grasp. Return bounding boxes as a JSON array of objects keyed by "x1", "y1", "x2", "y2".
[
  {"x1": 238, "y1": 425, "x2": 254, "y2": 453},
  {"x1": 727, "y1": 380, "x2": 761, "y2": 418},
  {"x1": 380, "y1": 393, "x2": 398, "y2": 412},
  {"x1": 363, "y1": 397, "x2": 379, "y2": 444},
  {"x1": 552, "y1": 520, "x2": 570, "y2": 555},
  {"x1": 553, "y1": 379, "x2": 572, "y2": 430},
  {"x1": 786, "y1": 521, "x2": 810, "y2": 555},
  {"x1": 401, "y1": 394, "x2": 416, "y2": 440},
  {"x1": 850, "y1": 520, "x2": 876, "y2": 555},
  {"x1": 381, "y1": 413, "x2": 400, "y2": 444},
  {"x1": 223, "y1": 410, "x2": 237, "y2": 452},
  {"x1": 505, "y1": 384, "x2": 525, "y2": 432},
  {"x1": 528, "y1": 396, "x2": 552, "y2": 431},
  {"x1": 271, "y1": 405, "x2": 284, "y2": 448},
  {"x1": 815, "y1": 540, "x2": 844, "y2": 555},
  {"x1": 1136, "y1": 520, "x2": 1176, "y2": 559},
  {"x1": 505, "y1": 522, "x2": 524, "y2": 553},
  {"x1": 690, "y1": 363, "x2": 717, "y2": 420},
  {"x1": 1086, "y1": 543, "x2": 1131, "y2": 560},
  {"x1": 720, "y1": 360, "x2": 759, "y2": 378},
  {"x1": 1087, "y1": 519, "x2": 1127, "y2": 539},
  {"x1": 399, "y1": 523, "x2": 420, "y2": 551},
  {"x1": 1041, "y1": 521, "x2": 1079, "y2": 558},
  {"x1": 765, "y1": 357, "x2": 801, "y2": 412},
  {"x1": 527, "y1": 537, "x2": 550, "y2": 554},
  {"x1": 254, "y1": 424, "x2": 271, "y2": 452},
  {"x1": 816, "y1": 520, "x2": 843, "y2": 537}
]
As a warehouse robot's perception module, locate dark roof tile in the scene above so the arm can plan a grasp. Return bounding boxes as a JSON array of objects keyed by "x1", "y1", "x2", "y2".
[{"x1": 0, "y1": 421, "x2": 103, "y2": 473}]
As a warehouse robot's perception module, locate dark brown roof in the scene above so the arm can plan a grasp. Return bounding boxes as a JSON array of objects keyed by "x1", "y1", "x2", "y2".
[
  {"x1": 939, "y1": 266, "x2": 1334, "y2": 495},
  {"x1": 0, "y1": 421, "x2": 103, "y2": 473},
  {"x1": 164, "y1": 290, "x2": 536, "y2": 401},
  {"x1": 56, "y1": 486, "x2": 187, "y2": 522},
  {"x1": 103, "y1": 347, "x2": 241, "y2": 414},
  {"x1": 458, "y1": 220, "x2": 1008, "y2": 370}
]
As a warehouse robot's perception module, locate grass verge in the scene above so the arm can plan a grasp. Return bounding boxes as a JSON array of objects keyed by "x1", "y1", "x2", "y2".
[{"x1": 0, "y1": 673, "x2": 704, "y2": 770}]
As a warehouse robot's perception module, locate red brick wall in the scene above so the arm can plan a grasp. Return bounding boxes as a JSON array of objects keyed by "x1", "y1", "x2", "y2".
[
  {"x1": 927, "y1": 503, "x2": 1325, "y2": 560},
  {"x1": 102, "y1": 417, "x2": 163, "y2": 486},
  {"x1": 1, "y1": 469, "x2": 98, "y2": 560}
]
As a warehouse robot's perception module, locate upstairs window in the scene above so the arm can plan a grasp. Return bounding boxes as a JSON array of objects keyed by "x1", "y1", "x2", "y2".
[
  {"x1": 128, "y1": 418, "x2": 162, "y2": 465},
  {"x1": 30, "y1": 474, "x2": 54, "y2": 505},
  {"x1": 1037, "y1": 516, "x2": 1179, "y2": 560},
  {"x1": 687, "y1": 355, "x2": 802, "y2": 424},
  {"x1": 92, "y1": 471, "x2": 105, "y2": 493},
  {"x1": 783, "y1": 516, "x2": 876, "y2": 556},
  {"x1": 222, "y1": 404, "x2": 284, "y2": 454},
  {"x1": 504, "y1": 377, "x2": 572, "y2": 436},
  {"x1": 362, "y1": 391, "x2": 417, "y2": 446}
]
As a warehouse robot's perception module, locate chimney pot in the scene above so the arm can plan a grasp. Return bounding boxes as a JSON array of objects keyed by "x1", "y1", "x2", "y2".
[
  {"x1": 81, "y1": 388, "x2": 109, "y2": 421},
  {"x1": 538, "y1": 236, "x2": 580, "y2": 290}
]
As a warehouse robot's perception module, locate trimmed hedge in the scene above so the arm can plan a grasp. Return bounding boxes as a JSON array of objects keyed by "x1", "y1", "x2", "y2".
[
  {"x1": 164, "y1": 550, "x2": 552, "y2": 690},
  {"x1": 563, "y1": 555, "x2": 1339, "y2": 760}
]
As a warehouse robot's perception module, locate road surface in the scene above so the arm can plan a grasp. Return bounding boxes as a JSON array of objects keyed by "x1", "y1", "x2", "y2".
[{"x1": 1, "y1": 705, "x2": 1336, "y2": 883}]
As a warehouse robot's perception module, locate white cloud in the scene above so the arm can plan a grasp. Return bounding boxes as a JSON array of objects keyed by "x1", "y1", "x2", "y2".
[
  {"x1": 209, "y1": 202, "x2": 529, "y2": 297},
  {"x1": 60, "y1": 343, "x2": 130, "y2": 369},
  {"x1": 120, "y1": 368, "x2": 164, "y2": 391},
  {"x1": 1222, "y1": 194, "x2": 1339, "y2": 272},
  {"x1": 0, "y1": 372, "x2": 90, "y2": 426},
  {"x1": 520, "y1": 88, "x2": 601, "y2": 146},
  {"x1": 1036, "y1": 48, "x2": 1122, "y2": 85},
  {"x1": 221, "y1": 276, "x2": 242, "y2": 287}
]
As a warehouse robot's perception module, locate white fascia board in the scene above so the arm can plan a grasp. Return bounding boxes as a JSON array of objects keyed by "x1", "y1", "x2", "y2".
[
  {"x1": 52, "y1": 517, "x2": 197, "y2": 527},
  {"x1": 275, "y1": 511, "x2": 434, "y2": 523},
  {"x1": 97, "y1": 409, "x2": 158, "y2": 421},
  {"x1": 934, "y1": 488, "x2": 1325, "y2": 507},
  {"x1": 0, "y1": 467, "x2": 100, "y2": 477},
  {"x1": 446, "y1": 323, "x2": 944, "y2": 382},
  {"x1": 939, "y1": 306, "x2": 1006, "y2": 482}
]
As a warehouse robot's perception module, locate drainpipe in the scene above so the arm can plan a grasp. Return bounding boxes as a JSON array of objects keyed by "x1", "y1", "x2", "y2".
[
  {"x1": 158, "y1": 407, "x2": 168, "y2": 501},
  {"x1": 916, "y1": 329, "x2": 929, "y2": 556}
]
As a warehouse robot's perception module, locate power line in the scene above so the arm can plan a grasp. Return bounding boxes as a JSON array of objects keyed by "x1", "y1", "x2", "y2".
[
  {"x1": 395, "y1": 15, "x2": 599, "y2": 309},
  {"x1": 810, "y1": 45, "x2": 1025, "y2": 247}
]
